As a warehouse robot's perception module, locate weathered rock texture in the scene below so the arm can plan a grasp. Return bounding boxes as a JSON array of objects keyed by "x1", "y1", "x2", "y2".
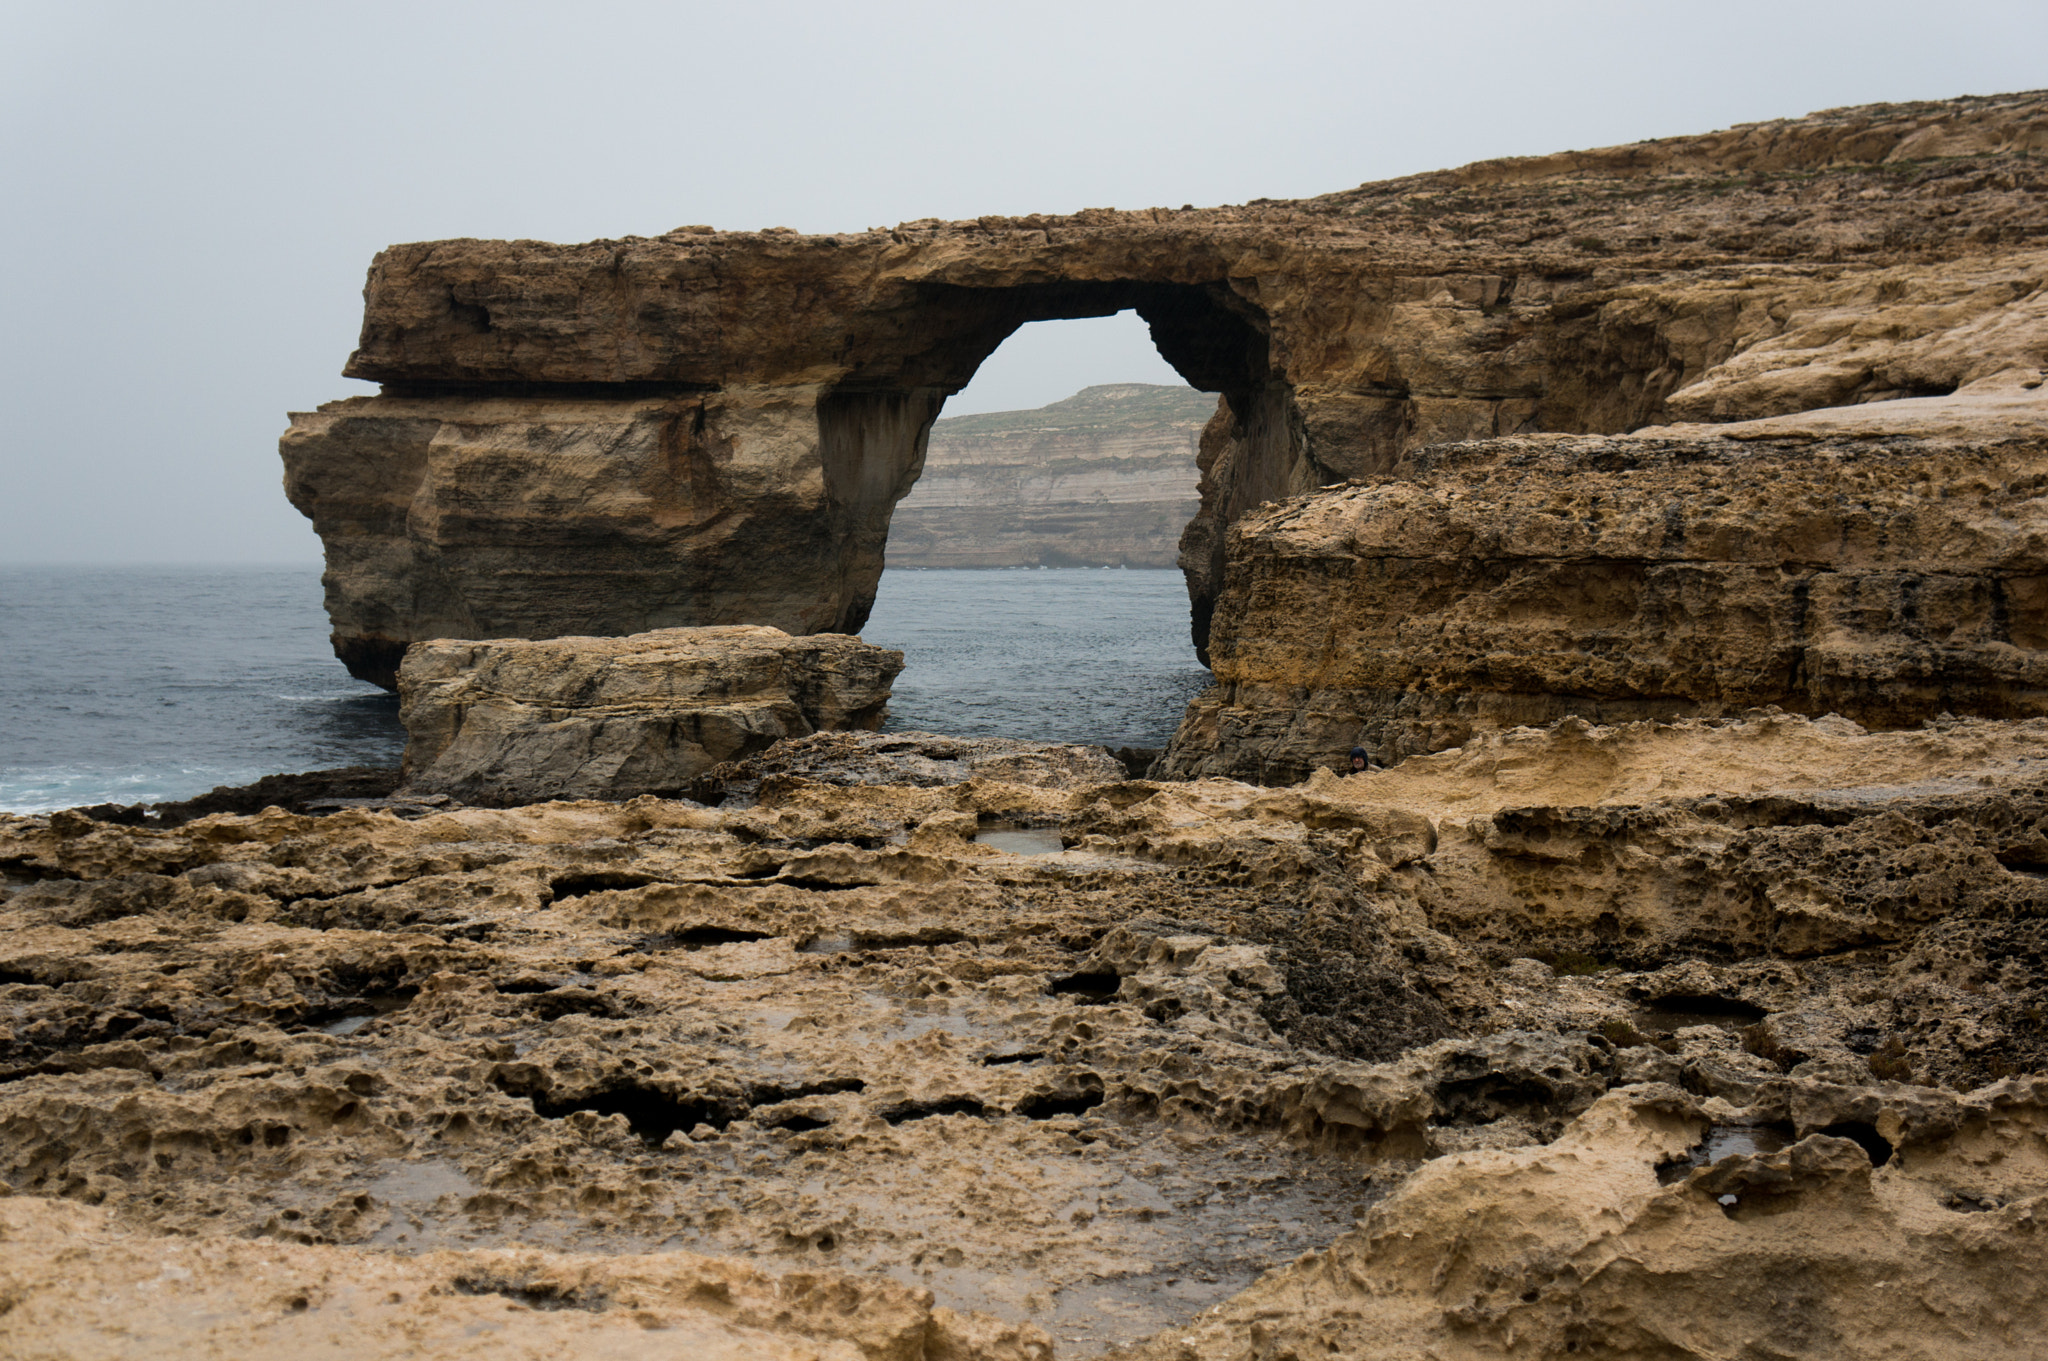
[
  {"x1": 1159, "y1": 427, "x2": 2048, "y2": 782},
  {"x1": 1127, "y1": 1082, "x2": 2048, "y2": 1361},
  {"x1": 0, "y1": 1197, "x2": 1048, "y2": 1360},
  {"x1": 283, "y1": 92, "x2": 2048, "y2": 683},
  {"x1": 5, "y1": 712, "x2": 2048, "y2": 1355},
  {"x1": 885, "y1": 384, "x2": 1208, "y2": 568},
  {"x1": 398, "y1": 626, "x2": 902, "y2": 806}
]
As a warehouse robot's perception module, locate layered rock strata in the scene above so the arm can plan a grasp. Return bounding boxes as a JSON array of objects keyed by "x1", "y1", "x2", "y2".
[
  {"x1": 398, "y1": 626, "x2": 902, "y2": 806},
  {"x1": 885, "y1": 384, "x2": 1208, "y2": 568},
  {"x1": 5, "y1": 712, "x2": 2048, "y2": 1355},
  {"x1": 1160, "y1": 425, "x2": 2048, "y2": 781},
  {"x1": 283, "y1": 93, "x2": 2048, "y2": 682}
]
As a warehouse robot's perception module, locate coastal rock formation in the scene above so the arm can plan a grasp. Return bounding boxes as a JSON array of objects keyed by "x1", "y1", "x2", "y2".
[
  {"x1": 283, "y1": 93, "x2": 2048, "y2": 682},
  {"x1": 1158, "y1": 426, "x2": 2048, "y2": 781},
  {"x1": 5, "y1": 712, "x2": 2048, "y2": 1354},
  {"x1": 398, "y1": 626, "x2": 902, "y2": 806},
  {"x1": 690, "y1": 729, "x2": 1131, "y2": 800},
  {"x1": 885, "y1": 385, "x2": 1208, "y2": 569},
  {"x1": 1128, "y1": 1081, "x2": 2048, "y2": 1361},
  {"x1": 0, "y1": 1197, "x2": 1050, "y2": 1360},
  {"x1": 280, "y1": 393, "x2": 905, "y2": 689}
]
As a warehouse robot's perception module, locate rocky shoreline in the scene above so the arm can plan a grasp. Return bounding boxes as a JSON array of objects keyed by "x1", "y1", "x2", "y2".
[
  {"x1": 6, "y1": 711, "x2": 2048, "y2": 1355},
  {"x1": 8, "y1": 91, "x2": 2048, "y2": 1358}
]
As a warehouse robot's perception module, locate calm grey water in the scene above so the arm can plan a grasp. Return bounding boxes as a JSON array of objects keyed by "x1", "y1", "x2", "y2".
[
  {"x1": 0, "y1": 566, "x2": 1208, "y2": 813},
  {"x1": 864, "y1": 567, "x2": 1210, "y2": 750}
]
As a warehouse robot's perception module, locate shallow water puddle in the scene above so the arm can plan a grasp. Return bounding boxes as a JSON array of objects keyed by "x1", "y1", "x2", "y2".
[
  {"x1": 975, "y1": 824, "x2": 1065, "y2": 856},
  {"x1": 1699, "y1": 1124, "x2": 1792, "y2": 1161},
  {"x1": 1661, "y1": 1123, "x2": 1796, "y2": 1183},
  {"x1": 1630, "y1": 998, "x2": 1766, "y2": 1034},
  {"x1": 362, "y1": 1159, "x2": 482, "y2": 1248},
  {"x1": 826, "y1": 1124, "x2": 1379, "y2": 1357},
  {"x1": 319, "y1": 990, "x2": 415, "y2": 1036}
]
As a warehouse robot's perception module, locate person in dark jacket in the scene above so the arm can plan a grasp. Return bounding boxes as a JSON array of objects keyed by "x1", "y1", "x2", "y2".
[{"x1": 1348, "y1": 745, "x2": 1375, "y2": 774}]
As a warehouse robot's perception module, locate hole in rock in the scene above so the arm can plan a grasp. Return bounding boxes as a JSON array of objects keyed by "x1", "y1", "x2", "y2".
[
  {"x1": 1, "y1": 861, "x2": 78, "y2": 888},
  {"x1": 308, "y1": 987, "x2": 417, "y2": 1036},
  {"x1": 765, "y1": 1112, "x2": 833, "y2": 1133},
  {"x1": 1660, "y1": 1122, "x2": 1799, "y2": 1181},
  {"x1": 548, "y1": 873, "x2": 665, "y2": 900},
  {"x1": 1818, "y1": 1120, "x2": 1894, "y2": 1166},
  {"x1": 648, "y1": 926, "x2": 774, "y2": 949},
  {"x1": 864, "y1": 307, "x2": 1247, "y2": 746},
  {"x1": 777, "y1": 876, "x2": 864, "y2": 892},
  {"x1": 527, "y1": 988, "x2": 636, "y2": 1022},
  {"x1": 450, "y1": 1275, "x2": 606, "y2": 1313},
  {"x1": 1632, "y1": 994, "x2": 1767, "y2": 1031},
  {"x1": 879, "y1": 1097, "x2": 989, "y2": 1124},
  {"x1": 1432, "y1": 1076, "x2": 1558, "y2": 1126},
  {"x1": 497, "y1": 1075, "x2": 747, "y2": 1146},
  {"x1": 1048, "y1": 971, "x2": 1122, "y2": 1003},
  {"x1": 749, "y1": 1078, "x2": 867, "y2": 1103},
  {"x1": 1015, "y1": 1088, "x2": 1107, "y2": 1120},
  {"x1": 981, "y1": 1050, "x2": 1046, "y2": 1066}
]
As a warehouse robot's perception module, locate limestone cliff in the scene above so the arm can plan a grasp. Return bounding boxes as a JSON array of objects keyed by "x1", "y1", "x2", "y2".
[
  {"x1": 1158, "y1": 418, "x2": 2048, "y2": 782},
  {"x1": 283, "y1": 91, "x2": 2048, "y2": 684},
  {"x1": 884, "y1": 384, "x2": 1209, "y2": 568}
]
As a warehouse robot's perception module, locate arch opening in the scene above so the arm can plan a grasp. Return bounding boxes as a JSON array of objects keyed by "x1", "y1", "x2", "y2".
[
  {"x1": 851, "y1": 310, "x2": 1235, "y2": 757},
  {"x1": 821, "y1": 279, "x2": 1314, "y2": 667}
]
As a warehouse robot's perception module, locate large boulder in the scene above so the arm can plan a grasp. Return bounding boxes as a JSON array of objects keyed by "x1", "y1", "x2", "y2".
[{"x1": 397, "y1": 626, "x2": 902, "y2": 805}]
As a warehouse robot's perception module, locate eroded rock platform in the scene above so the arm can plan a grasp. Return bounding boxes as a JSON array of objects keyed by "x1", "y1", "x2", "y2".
[{"x1": 5, "y1": 714, "x2": 2048, "y2": 1355}]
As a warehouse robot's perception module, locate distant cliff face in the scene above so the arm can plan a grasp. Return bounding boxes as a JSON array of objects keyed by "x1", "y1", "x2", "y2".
[{"x1": 885, "y1": 384, "x2": 1212, "y2": 568}]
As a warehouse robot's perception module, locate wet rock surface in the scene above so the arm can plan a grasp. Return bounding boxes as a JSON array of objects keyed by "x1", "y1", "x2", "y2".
[
  {"x1": 4, "y1": 713, "x2": 2047, "y2": 1355},
  {"x1": 66, "y1": 765, "x2": 405, "y2": 827}
]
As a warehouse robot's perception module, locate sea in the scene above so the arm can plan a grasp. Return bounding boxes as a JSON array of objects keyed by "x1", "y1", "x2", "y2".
[{"x1": 0, "y1": 565, "x2": 1212, "y2": 814}]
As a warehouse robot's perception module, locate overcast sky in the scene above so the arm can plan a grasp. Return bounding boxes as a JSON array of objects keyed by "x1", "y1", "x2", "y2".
[{"x1": 2, "y1": 0, "x2": 2040, "y2": 563}]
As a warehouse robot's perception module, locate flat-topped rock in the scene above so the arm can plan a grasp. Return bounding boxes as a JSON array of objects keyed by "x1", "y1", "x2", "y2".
[
  {"x1": 1159, "y1": 430, "x2": 2048, "y2": 782},
  {"x1": 398, "y1": 625, "x2": 902, "y2": 805}
]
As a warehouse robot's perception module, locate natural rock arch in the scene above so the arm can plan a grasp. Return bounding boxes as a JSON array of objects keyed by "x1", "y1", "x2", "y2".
[
  {"x1": 283, "y1": 93, "x2": 2048, "y2": 690},
  {"x1": 285, "y1": 253, "x2": 1334, "y2": 686}
]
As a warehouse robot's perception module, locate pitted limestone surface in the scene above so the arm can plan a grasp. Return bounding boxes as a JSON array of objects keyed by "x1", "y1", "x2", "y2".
[{"x1": 5, "y1": 713, "x2": 2048, "y2": 1356}]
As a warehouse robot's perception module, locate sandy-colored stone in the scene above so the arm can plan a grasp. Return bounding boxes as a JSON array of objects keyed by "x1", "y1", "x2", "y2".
[
  {"x1": 398, "y1": 626, "x2": 902, "y2": 806},
  {"x1": 5, "y1": 712, "x2": 2048, "y2": 1355},
  {"x1": 1158, "y1": 430, "x2": 2048, "y2": 781},
  {"x1": 1124, "y1": 1083, "x2": 2048, "y2": 1361},
  {"x1": 284, "y1": 93, "x2": 2048, "y2": 680},
  {"x1": 0, "y1": 1196, "x2": 1049, "y2": 1360}
]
